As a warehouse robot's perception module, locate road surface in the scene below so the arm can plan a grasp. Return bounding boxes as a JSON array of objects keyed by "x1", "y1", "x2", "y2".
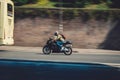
[
  {"x1": 0, "y1": 46, "x2": 120, "y2": 67},
  {"x1": 0, "y1": 46, "x2": 120, "y2": 80}
]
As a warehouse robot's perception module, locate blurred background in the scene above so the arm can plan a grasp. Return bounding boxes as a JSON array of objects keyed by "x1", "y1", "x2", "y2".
[{"x1": 12, "y1": 0, "x2": 120, "y2": 50}]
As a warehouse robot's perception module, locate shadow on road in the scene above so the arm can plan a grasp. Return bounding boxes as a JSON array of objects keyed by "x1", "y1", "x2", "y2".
[
  {"x1": 36, "y1": 50, "x2": 78, "y2": 55},
  {"x1": 0, "y1": 59, "x2": 119, "y2": 80},
  {"x1": 0, "y1": 50, "x2": 9, "y2": 52},
  {"x1": 36, "y1": 53, "x2": 69, "y2": 55}
]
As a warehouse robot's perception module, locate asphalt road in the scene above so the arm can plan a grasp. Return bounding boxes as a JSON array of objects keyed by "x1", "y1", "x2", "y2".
[
  {"x1": 0, "y1": 46, "x2": 120, "y2": 80},
  {"x1": 0, "y1": 46, "x2": 120, "y2": 66}
]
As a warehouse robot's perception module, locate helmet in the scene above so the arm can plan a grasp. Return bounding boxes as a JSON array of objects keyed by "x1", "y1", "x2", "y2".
[{"x1": 54, "y1": 31, "x2": 59, "y2": 36}]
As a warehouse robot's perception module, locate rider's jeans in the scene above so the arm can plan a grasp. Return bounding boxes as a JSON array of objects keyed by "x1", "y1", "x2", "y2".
[{"x1": 56, "y1": 41, "x2": 63, "y2": 49}]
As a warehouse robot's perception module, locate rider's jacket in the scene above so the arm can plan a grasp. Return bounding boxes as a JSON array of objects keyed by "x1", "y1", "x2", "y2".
[{"x1": 54, "y1": 34, "x2": 65, "y2": 42}]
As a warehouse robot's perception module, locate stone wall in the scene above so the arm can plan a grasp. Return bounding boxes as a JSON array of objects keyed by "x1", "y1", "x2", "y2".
[
  {"x1": 14, "y1": 17, "x2": 116, "y2": 49},
  {"x1": 14, "y1": 8, "x2": 120, "y2": 50}
]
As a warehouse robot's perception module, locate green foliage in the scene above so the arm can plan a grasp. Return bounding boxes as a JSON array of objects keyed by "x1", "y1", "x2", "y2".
[
  {"x1": 75, "y1": 0, "x2": 85, "y2": 8},
  {"x1": 15, "y1": 7, "x2": 120, "y2": 22},
  {"x1": 12, "y1": 0, "x2": 38, "y2": 6},
  {"x1": 12, "y1": 0, "x2": 120, "y2": 8},
  {"x1": 53, "y1": 0, "x2": 85, "y2": 8},
  {"x1": 12, "y1": 0, "x2": 28, "y2": 5},
  {"x1": 37, "y1": 0, "x2": 49, "y2": 6},
  {"x1": 96, "y1": 3, "x2": 109, "y2": 10}
]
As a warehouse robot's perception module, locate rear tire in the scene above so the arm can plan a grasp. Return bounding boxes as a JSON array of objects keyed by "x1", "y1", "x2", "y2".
[
  {"x1": 64, "y1": 47, "x2": 72, "y2": 55},
  {"x1": 42, "y1": 46, "x2": 51, "y2": 55}
]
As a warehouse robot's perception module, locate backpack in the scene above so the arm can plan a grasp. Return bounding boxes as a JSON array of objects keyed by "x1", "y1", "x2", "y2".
[{"x1": 60, "y1": 34, "x2": 66, "y2": 39}]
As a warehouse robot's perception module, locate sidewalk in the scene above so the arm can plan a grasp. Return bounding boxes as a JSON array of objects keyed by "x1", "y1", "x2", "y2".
[{"x1": 0, "y1": 46, "x2": 120, "y2": 55}]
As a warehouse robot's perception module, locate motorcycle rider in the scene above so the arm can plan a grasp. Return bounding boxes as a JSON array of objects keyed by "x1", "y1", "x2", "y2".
[{"x1": 53, "y1": 31, "x2": 65, "y2": 51}]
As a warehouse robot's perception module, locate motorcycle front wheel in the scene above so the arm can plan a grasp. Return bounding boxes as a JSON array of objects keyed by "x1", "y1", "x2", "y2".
[
  {"x1": 42, "y1": 46, "x2": 51, "y2": 55},
  {"x1": 64, "y1": 47, "x2": 72, "y2": 55}
]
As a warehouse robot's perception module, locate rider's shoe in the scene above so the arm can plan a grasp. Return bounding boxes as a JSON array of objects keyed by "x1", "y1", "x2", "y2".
[
  {"x1": 64, "y1": 48, "x2": 68, "y2": 51},
  {"x1": 61, "y1": 47, "x2": 64, "y2": 51},
  {"x1": 61, "y1": 47, "x2": 68, "y2": 51}
]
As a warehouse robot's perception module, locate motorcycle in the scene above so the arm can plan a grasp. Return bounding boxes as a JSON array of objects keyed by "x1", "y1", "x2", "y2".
[{"x1": 42, "y1": 38, "x2": 72, "y2": 55}]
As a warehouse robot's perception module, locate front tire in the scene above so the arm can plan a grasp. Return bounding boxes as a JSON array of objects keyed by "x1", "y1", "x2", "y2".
[
  {"x1": 42, "y1": 46, "x2": 51, "y2": 55},
  {"x1": 64, "y1": 47, "x2": 72, "y2": 55}
]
